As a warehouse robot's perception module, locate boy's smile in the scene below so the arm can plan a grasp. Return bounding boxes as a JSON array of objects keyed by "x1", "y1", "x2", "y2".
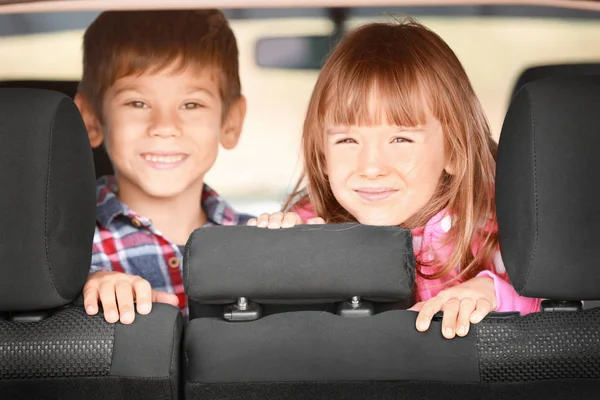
[{"x1": 140, "y1": 152, "x2": 189, "y2": 170}]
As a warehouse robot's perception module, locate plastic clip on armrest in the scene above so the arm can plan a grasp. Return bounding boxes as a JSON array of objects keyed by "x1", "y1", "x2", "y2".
[
  {"x1": 337, "y1": 296, "x2": 374, "y2": 317},
  {"x1": 223, "y1": 297, "x2": 262, "y2": 322}
]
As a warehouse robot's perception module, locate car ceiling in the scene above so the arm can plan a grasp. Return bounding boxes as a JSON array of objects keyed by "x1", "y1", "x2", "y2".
[{"x1": 1, "y1": 0, "x2": 600, "y2": 14}]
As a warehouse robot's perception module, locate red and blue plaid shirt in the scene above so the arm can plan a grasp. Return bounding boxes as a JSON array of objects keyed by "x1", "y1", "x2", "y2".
[{"x1": 90, "y1": 176, "x2": 254, "y2": 313}]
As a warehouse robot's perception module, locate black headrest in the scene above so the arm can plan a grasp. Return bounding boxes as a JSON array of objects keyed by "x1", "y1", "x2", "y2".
[
  {"x1": 183, "y1": 224, "x2": 415, "y2": 304},
  {"x1": 497, "y1": 76, "x2": 600, "y2": 300},
  {"x1": 0, "y1": 80, "x2": 114, "y2": 179},
  {"x1": 0, "y1": 88, "x2": 96, "y2": 312},
  {"x1": 511, "y1": 63, "x2": 600, "y2": 100}
]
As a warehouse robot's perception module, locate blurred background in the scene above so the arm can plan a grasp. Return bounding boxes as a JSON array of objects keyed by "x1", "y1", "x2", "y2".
[{"x1": 1, "y1": 5, "x2": 600, "y2": 215}]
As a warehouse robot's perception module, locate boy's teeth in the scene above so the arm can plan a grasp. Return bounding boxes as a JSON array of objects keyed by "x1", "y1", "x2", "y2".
[{"x1": 143, "y1": 154, "x2": 185, "y2": 163}]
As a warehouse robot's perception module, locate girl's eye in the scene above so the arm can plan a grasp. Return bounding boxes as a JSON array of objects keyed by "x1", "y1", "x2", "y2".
[
  {"x1": 392, "y1": 137, "x2": 413, "y2": 144},
  {"x1": 335, "y1": 138, "x2": 357, "y2": 144},
  {"x1": 182, "y1": 102, "x2": 203, "y2": 110},
  {"x1": 126, "y1": 101, "x2": 147, "y2": 109}
]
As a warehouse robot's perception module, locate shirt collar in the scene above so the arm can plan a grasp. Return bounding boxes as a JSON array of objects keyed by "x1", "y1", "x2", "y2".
[{"x1": 95, "y1": 175, "x2": 242, "y2": 228}]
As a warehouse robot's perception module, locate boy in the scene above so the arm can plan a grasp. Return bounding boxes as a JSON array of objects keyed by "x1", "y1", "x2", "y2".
[{"x1": 74, "y1": 10, "x2": 252, "y2": 324}]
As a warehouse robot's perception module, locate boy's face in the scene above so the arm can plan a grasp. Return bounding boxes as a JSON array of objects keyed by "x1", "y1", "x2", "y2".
[{"x1": 78, "y1": 64, "x2": 245, "y2": 199}]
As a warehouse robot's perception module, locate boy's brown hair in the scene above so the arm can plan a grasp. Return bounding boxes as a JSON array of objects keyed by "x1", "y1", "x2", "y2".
[{"x1": 78, "y1": 9, "x2": 241, "y2": 120}]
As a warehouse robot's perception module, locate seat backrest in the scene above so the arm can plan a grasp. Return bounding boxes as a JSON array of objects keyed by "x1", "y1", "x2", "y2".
[
  {"x1": 0, "y1": 88, "x2": 182, "y2": 400},
  {"x1": 181, "y1": 77, "x2": 600, "y2": 400},
  {"x1": 0, "y1": 80, "x2": 114, "y2": 179}
]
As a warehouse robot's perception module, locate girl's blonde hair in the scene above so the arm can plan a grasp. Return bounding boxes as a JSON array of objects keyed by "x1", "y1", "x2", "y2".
[{"x1": 284, "y1": 19, "x2": 498, "y2": 282}]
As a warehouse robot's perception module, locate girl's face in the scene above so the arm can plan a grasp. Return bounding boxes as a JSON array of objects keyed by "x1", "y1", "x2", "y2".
[{"x1": 324, "y1": 110, "x2": 452, "y2": 226}]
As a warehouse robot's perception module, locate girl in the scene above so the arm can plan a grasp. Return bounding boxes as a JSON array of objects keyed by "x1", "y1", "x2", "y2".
[{"x1": 248, "y1": 19, "x2": 542, "y2": 339}]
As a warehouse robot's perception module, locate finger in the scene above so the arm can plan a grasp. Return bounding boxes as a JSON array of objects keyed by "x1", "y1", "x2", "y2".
[
  {"x1": 267, "y1": 212, "x2": 284, "y2": 229},
  {"x1": 99, "y1": 282, "x2": 119, "y2": 323},
  {"x1": 415, "y1": 298, "x2": 444, "y2": 332},
  {"x1": 408, "y1": 301, "x2": 425, "y2": 312},
  {"x1": 456, "y1": 298, "x2": 476, "y2": 337},
  {"x1": 307, "y1": 217, "x2": 325, "y2": 225},
  {"x1": 441, "y1": 298, "x2": 460, "y2": 339},
  {"x1": 133, "y1": 278, "x2": 153, "y2": 315},
  {"x1": 153, "y1": 290, "x2": 180, "y2": 307},
  {"x1": 470, "y1": 298, "x2": 492, "y2": 324},
  {"x1": 281, "y1": 212, "x2": 302, "y2": 228},
  {"x1": 83, "y1": 283, "x2": 99, "y2": 315},
  {"x1": 115, "y1": 280, "x2": 136, "y2": 324},
  {"x1": 247, "y1": 218, "x2": 257, "y2": 226},
  {"x1": 256, "y1": 213, "x2": 271, "y2": 228}
]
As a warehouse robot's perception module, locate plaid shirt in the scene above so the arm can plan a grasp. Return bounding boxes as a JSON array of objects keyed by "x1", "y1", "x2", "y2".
[{"x1": 90, "y1": 176, "x2": 254, "y2": 313}]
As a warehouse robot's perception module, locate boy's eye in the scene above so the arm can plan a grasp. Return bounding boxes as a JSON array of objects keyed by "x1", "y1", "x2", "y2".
[
  {"x1": 182, "y1": 102, "x2": 203, "y2": 110},
  {"x1": 392, "y1": 137, "x2": 413, "y2": 144},
  {"x1": 126, "y1": 101, "x2": 148, "y2": 109}
]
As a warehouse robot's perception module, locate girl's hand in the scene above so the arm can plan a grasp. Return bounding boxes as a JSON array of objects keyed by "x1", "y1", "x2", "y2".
[
  {"x1": 409, "y1": 276, "x2": 496, "y2": 339},
  {"x1": 247, "y1": 212, "x2": 324, "y2": 229}
]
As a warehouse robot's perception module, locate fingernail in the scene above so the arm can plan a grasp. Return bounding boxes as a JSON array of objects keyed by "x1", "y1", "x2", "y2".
[
  {"x1": 445, "y1": 328, "x2": 454, "y2": 338},
  {"x1": 258, "y1": 221, "x2": 267, "y2": 227},
  {"x1": 457, "y1": 326, "x2": 466, "y2": 336},
  {"x1": 122, "y1": 312, "x2": 132, "y2": 322},
  {"x1": 138, "y1": 304, "x2": 151, "y2": 314},
  {"x1": 471, "y1": 314, "x2": 482, "y2": 323},
  {"x1": 108, "y1": 311, "x2": 118, "y2": 321},
  {"x1": 417, "y1": 322, "x2": 428, "y2": 331},
  {"x1": 86, "y1": 306, "x2": 96, "y2": 314}
]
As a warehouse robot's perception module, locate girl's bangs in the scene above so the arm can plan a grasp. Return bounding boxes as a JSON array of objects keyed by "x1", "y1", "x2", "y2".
[{"x1": 321, "y1": 60, "x2": 432, "y2": 129}]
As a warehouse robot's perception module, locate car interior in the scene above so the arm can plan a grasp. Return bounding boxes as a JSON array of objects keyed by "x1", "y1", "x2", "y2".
[{"x1": 2, "y1": 1, "x2": 600, "y2": 399}]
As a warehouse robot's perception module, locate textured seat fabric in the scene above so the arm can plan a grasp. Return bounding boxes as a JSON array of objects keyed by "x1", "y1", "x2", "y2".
[
  {"x1": 0, "y1": 88, "x2": 182, "y2": 400},
  {"x1": 184, "y1": 77, "x2": 600, "y2": 400}
]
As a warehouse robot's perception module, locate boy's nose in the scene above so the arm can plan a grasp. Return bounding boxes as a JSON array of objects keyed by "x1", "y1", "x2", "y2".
[
  {"x1": 149, "y1": 125, "x2": 182, "y2": 138},
  {"x1": 149, "y1": 111, "x2": 183, "y2": 138}
]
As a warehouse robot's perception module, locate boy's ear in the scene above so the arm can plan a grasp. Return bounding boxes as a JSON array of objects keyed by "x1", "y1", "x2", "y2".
[
  {"x1": 74, "y1": 93, "x2": 104, "y2": 148},
  {"x1": 220, "y1": 95, "x2": 247, "y2": 150}
]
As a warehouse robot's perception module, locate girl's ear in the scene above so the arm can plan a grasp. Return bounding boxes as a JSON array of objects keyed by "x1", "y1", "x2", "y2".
[
  {"x1": 444, "y1": 152, "x2": 457, "y2": 176},
  {"x1": 74, "y1": 93, "x2": 104, "y2": 148}
]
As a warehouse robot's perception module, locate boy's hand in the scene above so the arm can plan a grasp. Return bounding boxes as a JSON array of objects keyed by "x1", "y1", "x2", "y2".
[
  {"x1": 83, "y1": 271, "x2": 179, "y2": 324},
  {"x1": 409, "y1": 276, "x2": 496, "y2": 339},
  {"x1": 247, "y1": 212, "x2": 324, "y2": 229}
]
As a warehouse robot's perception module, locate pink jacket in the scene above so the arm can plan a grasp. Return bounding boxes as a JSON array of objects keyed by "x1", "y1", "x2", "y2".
[{"x1": 295, "y1": 202, "x2": 541, "y2": 315}]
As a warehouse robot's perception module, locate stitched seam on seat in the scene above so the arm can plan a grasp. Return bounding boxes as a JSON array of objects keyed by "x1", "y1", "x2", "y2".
[
  {"x1": 44, "y1": 98, "x2": 67, "y2": 301},
  {"x1": 523, "y1": 90, "x2": 539, "y2": 292},
  {"x1": 168, "y1": 312, "x2": 182, "y2": 398}
]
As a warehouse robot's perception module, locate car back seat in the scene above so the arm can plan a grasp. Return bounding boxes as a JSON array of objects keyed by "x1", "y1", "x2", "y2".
[
  {"x1": 181, "y1": 76, "x2": 600, "y2": 400},
  {"x1": 0, "y1": 88, "x2": 182, "y2": 400}
]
